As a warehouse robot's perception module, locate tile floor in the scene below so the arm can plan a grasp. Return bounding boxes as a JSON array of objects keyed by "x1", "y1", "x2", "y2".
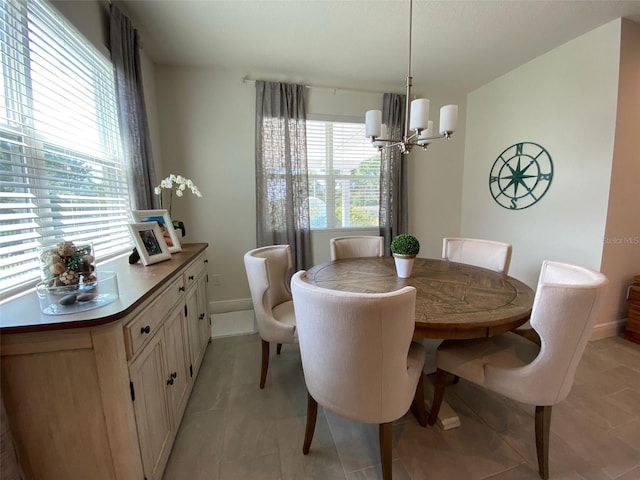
[{"x1": 163, "y1": 333, "x2": 640, "y2": 480}]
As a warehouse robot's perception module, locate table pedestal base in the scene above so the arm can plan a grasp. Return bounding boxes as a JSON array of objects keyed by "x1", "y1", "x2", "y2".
[
  {"x1": 422, "y1": 373, "x2": 461, "y2": 430},
  {"x1": 420, "y1": 342, "x2": 461, "y2": 430}
]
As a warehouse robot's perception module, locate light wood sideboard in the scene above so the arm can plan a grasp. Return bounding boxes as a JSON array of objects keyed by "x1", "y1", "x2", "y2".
[{"x1": 0, "y1": 243, "x2": 210, "y2": 480}]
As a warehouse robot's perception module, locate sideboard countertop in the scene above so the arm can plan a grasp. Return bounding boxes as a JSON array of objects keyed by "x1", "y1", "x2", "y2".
[{"x1": 0, "y1": 243, "x2": 208, "y2": 334}]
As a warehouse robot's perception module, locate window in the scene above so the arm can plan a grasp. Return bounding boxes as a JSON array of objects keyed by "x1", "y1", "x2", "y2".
[
  {"x1": 0, "y1": 0, "x2": 132, "y2": 297},
  {"x1": 306, "y1": 120, "x2": 380, "y2": 229}
]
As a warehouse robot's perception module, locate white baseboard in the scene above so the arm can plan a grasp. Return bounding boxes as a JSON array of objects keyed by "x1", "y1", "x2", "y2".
[
  {"x1": 211, "y1": 310, "x2": 256, "y2": 338},
  {"x1": 209, "y1": 298, "x2": 256, "y2": 338},
  {"x1": 209, "y1": 298, "x2": 253, "y2": 314},
  {"x1": 591, "y1": 318, "x2": 626, "y2": 340}
]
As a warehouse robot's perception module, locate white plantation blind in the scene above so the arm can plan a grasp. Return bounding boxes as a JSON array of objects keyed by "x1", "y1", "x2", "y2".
[
  {"x1": 306, "y1": 120, "x2": 380, "y2": 229},
  {"x1": 0, "y1": 0, "x2": 133, "y2": 296}
]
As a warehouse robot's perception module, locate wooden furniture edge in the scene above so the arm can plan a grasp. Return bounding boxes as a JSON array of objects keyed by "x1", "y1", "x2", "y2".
[{"x1": 0, "y1": 243, "x2": 208, "y2": 334}]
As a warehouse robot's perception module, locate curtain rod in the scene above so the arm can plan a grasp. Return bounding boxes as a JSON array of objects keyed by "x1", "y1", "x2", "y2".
[{"x1": 241, "y1": 77, "x2": 386, "y2": 96}]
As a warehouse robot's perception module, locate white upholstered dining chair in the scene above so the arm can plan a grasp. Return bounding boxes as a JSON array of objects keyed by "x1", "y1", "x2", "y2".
[
  {"x1": 442, "y1": 237, "x2": 512, "y2": 273},
  {"x1": 442, "y1": 237, "x2": 539, "y2": 341},
  {"x1": 291, "y1": 270, "x2": 426, "y2": 480},
  {"x1": 243, "y1": 245, "x2": 298, "y2": 389},
  {"x1": 330, "y1": 235, "x2": 385, "y2": 261},
  {"x1": 428, "y1": 260, "x2": 608, "y2": 480}
]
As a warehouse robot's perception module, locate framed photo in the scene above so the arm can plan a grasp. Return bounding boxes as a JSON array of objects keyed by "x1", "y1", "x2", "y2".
[
  {"x1": 128, "y1": 222, "x2": 172, "y2": 266},
  {"x1": 132, "y1": 209, "x2": 182, "y2": 253}
]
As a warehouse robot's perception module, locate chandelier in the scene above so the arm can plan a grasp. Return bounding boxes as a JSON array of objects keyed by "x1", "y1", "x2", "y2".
[{"x1": 365, "y1": 0, "x2": 458, "y2": 153}]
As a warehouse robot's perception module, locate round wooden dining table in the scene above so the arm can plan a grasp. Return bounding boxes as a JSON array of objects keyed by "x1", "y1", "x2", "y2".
[{"x1": 306, "y1": 257, "x2": 535, "y2": 340}]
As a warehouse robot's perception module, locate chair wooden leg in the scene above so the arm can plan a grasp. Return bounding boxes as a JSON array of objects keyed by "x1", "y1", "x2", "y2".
[
  {"x1": 276, "y1": 343, "x2": 282, "y2": 355},
  {"x1": 428, "y1": 368, "x2": 447, "y2": 426},
  {"x1": 535, "y1": 405, "x2": 552, "y2": 480},
  {"x1": 260, "y1": 339, "x2": 269, "y2": 389},
  {"x1": 303, "y1": 393, "x2": 318, "y2": 454},
  {"x1": 379, "y1": 422, "x2": 393, "y2": 480},
  {"x1": 411, "y1": 371, "x2": 426, "y2": 427}
]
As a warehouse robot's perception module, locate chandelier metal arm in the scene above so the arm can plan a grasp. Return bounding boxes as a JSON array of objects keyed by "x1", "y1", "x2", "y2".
[
  {"x1": 369, "y1": 132, "x2": 452, "y2": 153},
  {"x1": 368, "y1": 132, "x2": 451, "y2": 144}
]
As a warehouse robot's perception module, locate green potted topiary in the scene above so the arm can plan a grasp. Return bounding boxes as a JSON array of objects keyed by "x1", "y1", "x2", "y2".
[{"x1": 390, "y1": 233, "x2": 420, "y2": 278}]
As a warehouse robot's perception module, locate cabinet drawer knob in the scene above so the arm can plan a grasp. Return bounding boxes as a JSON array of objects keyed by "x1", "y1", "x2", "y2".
[
  {"x1": 188, "y1": 275, "x2": 194, "y2": 280},
  {"x1": 204, "y1": 259, "x2": 209, "y2": 263},
  {"x1": 179, "y1": 286, "x2": 185, "y2": 292},
  {"x1": 140, "y1": 325, "x2": 151, "y2": 334},
  {"x1": 171, "y1": 372, "x2": 177, "y2": 379},
  {"x1": 166, "y1": 377, "x2": 174, "y2": 386},
  {"x1": 199, "y1": 313, "x2": 205, "y2": 321}
]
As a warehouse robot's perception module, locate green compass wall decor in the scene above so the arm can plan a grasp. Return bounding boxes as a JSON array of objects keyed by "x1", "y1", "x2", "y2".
[{"x1": 489, "y1": 142, "x2": 553, "y2": 210}]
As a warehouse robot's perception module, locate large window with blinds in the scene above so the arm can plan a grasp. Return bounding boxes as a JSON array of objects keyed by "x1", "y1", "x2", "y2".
[
  {"x1": 307, "y1": 120, "x2": 380, "y2": 229},
  {"x1": 0, "y1": 0, "x2": 132, "y2": 296}
]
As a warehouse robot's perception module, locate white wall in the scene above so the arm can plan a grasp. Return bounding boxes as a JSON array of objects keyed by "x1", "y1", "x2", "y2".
[
  {"x1": 155, "y1": 69, "x2": 255, "y2": 302},
  {"x1": 51, "y1": 0, "x2": 109, "y2": 56},
  {"x1": 461, "y1": 20, "x2": 633, "y2": 331},
  {"x1": 462, "y1": 20, "x2": 620, "y2": 289},
  {"x1": 409, "y1": 90, "x2": 467, "y2": 259}
]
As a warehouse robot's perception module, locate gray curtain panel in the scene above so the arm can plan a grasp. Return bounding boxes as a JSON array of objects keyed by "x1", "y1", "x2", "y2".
[
  {"x1": 379, "y1": 93, "x2": 408, "y2": 253},
  {"x1": 255, "y1": 81, "x2": 311, "y2": 271},
  {"x1": 110, "y1": 5, "x2": 158, "y2": 211}
]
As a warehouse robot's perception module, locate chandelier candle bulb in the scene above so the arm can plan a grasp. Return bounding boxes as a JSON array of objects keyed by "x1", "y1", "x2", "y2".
[
  {"x1": 409, "y1": 98, "x2": 430, "y2": 131},
  {"x1": 373, "y1": 124, "x2": 388, "y2": 147},
  {"x1": 417, "y1": 121, "x2": 434, "y2": 145},
  {"x1": 439, "y1": 105, "x2": 459, "y2": 135},
  {"x1": 365, "y1": 110, "x2": 382, "y2": 138}
]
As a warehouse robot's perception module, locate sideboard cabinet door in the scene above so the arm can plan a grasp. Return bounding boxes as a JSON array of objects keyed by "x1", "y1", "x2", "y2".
[
  {"x1": 164, "y1": 302, "x2": 191, "y2": 427},
  {"x1": 185, "y1": 253, "x2": 210, "y2": 378},
  {"x1": 196, "y1": 274, "x2": 211, "y2": 355},
  {"x1": 129, "y1": 329, "x2": 173, "y2": 480}
]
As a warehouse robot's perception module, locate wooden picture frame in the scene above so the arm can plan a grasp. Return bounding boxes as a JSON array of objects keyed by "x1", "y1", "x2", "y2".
[
  {"x1": 128, "y1": 222, "x2": 172, "y2": 266},
  {"x1": 132, "y1": 209, "x2": 182, "y2": 253}
]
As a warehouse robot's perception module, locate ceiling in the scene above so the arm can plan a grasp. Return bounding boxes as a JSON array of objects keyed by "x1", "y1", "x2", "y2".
[{"x1": 118, "y1": 0, "x2": 640, "y2": 94}]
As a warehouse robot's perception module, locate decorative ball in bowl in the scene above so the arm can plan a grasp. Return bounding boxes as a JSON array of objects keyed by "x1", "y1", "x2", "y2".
[
  {"x1": 38, "y1": 241, "x2": 96, "y2": 289},
  {"x1": 36, "y1": 271, "x2": 119, "y2": 315}
]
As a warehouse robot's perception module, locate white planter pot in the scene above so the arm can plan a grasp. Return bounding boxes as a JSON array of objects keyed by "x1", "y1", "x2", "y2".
[{"x1": 393, "y1": 255, "x2": 415, "y2": 278}]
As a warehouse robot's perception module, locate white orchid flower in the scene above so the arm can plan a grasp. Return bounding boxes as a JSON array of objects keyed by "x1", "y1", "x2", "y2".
[{"x1": 154, "y1": 174, "x2": 202, "y2": 214}]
